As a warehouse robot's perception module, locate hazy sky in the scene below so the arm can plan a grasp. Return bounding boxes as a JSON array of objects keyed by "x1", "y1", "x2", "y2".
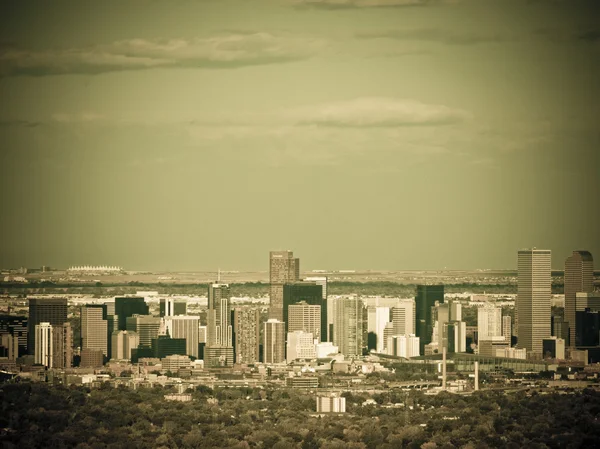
[{"x1": 1, "y1": 0, "x2": 598, "y2": 271}]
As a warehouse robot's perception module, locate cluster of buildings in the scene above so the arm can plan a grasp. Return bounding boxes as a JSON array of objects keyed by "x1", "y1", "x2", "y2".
[{"x1": 1, "y1": 249, "x2": 599, "y2": 382}]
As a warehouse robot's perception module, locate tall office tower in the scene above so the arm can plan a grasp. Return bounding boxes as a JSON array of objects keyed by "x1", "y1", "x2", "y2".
[
  {"x1": 434, "y1": 302, "x2": 450, "y2": 348},
  {"x1": 517, "y1": 248, "x2": 552, "y2": 356},
  {"x1": 286, "y1": 331, "x2": 316, "y2": 363},
  {"x1": 387, "y1": 334, "x2": 420, "y2": 358},
  {"x1": 333, "y1": 296, "x2": 363, "y2": 358},
  {"x1": 392, "y1": 299, "x2": 415, "y2": 336},
  {"x1": 111, "y1": 330, "x2": 139, "y2": 360},
  {"x1": 207, "y1": 282, "x2": 232, "y2": 347},
  {"x1": 105, "y1": 301, "x2": 115, "y2": 315},
  {"x1": 0, "y1": 315, "x2": 28, "y2": 356},
  {"x1": 477, "y1": 305, "x2": 502, "y2": 340},
  {"x1": 283, "y1": 282, "x2": 326, "y2": 342},
  {"x1": 383, "y1": 322, "x2": 394, "y2": 352},
  {"x1": 502, "y1": 315, "x2": 512, "y2": 344},
  {"x1": 575, "y1": 292, "x2": 600, "y2": 346},
  {"x1": 445, "y1": 321, "x2": 467, "y2": 353},
  {"x1": 288, "y1": 302, "x2": 321, "y2": 338},
  {"x1": 114, "y1": 297, "x2": 148, "y2": 331},
  {"x1": 269, "y1": 251, "x2": 300, "y2": 321},
  {"x1": 304, "y1": 276, "x2": 327, "y2": 300},
  {"x1": 0, "y1": 334, "x2": 19, "y2": 360},
  {"x1": 81, "y1": 305, "x2": 108, "y2": 356},
  {"x1": 415, "y1": 285, "x2": 444, "y2": 354},
  {"x1": 565, "y1": 251, "x2": 594, "y2": 347},
  {"x1": 126, "y1": 315, "x2": 160, "y2": 348},
  {"x1": 160, "y1": 298, "x2": 187, "y2": 317},
  {"x1": 449, "y1": 300, "x2": 462, "y2": 322},
  {"x1": 263, "y1": 319, "x2": 285, "y2": 364},
  {"x1": 367, "y1": 306, "x2": 390, "y2": 353},
  {"x1": 164, "y1": 315, "x2": 199, "y2": 358},
  {"x1": 27, "y1": 298, "x2": 67, "y2": 355},
  {"x1": 232, "y1": 308, "x2": 260, "y2": 364},
  {"x1": 34, "y1": 322, "x2": 53, "y2": 367},
  {"x1": 52, "y1": 323, "x2": 73, "y2": 368}
]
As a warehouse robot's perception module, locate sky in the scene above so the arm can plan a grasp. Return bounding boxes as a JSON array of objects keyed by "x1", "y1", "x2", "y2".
[{"x1": 0, "y1": 0, "x2": 599, "y2": 272}]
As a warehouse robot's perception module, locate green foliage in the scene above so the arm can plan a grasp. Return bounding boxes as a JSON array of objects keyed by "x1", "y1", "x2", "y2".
[{"x1": 1, "y1": 382, "x2": 599, "y2": 448}]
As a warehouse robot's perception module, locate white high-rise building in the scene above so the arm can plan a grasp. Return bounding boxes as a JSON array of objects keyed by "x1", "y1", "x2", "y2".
[
  {"x1": 286, "y1": 331, "x2": 316, "y2": 362},
  {"x1": 34, "y1": 322, "x2": 53, "y2": 367},
  {"x1": 367, "y1": 306, "x2": 390, "y2": 353},
  {"x1": 517, "y1": 248, "x2": 552, "y2": 356},
  {"x1": 165, "y1": 315, "x2": 200, "y2": 358},
  {"x1": 288, "y1": 302, "x2": 321, "y2": 340},
  {"x1": 333, "y1": 296, "x2": 363, "y2": 358},
  {"x1": 111, "y1": 330, "x2": 139, "y2": 361},
  {"x1": 477, "y1": 305, "x2": 502, "y2": 339},
  {"x1": 391, "y1": 299, "x2": 415, "y2": 336},
  {"x1": 387, "y1": 334, "x2": 420, "y2": 358}
]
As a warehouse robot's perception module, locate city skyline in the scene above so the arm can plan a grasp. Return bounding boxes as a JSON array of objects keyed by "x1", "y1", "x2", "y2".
[{"x1": 0, "y1": 0, "x2": 598, "y2": 272}]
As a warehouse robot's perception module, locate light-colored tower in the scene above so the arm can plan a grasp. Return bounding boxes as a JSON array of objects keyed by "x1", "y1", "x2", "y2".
[
  {"x1": 333, "y1": 296, "x2": 363, "y2": 358},
  {"x1": 164, "y1": 315, "x2": 200, "y2": 358},
  {"x1": 288, "y1": 302, "x2": 321, "y2": 340},
  {"x1": 81, "y1": 305, "x2": 108, "y2": 356},
  {"x1": 392, "y1": 299, "x2": 415, "y2": 336},
  {"x1": 368, "y1": 306, "x2": 390, "y2": 353},
  {"x1": 502, "y1": 315, "x2": 512, "y2": 344},
  {"x1": 269, "y1": 251, "x2": 300, "y2": 321},
  {"x1": 232, "y1": 308, "x2": 260, "y2": 364},
  {"x1": 34, "y1": 322, "x2": 53, "y2": 367},
  {"x1": 207, "y1": 282, "x2": 232, "y2": 347},
  {"x1": 517, "y1": 248, "x2": 552, "y2": 356},
  {"x1": 126, "y1": 315, "x2": 160, "y2": 348},
  {"x1": 477, "y1": 304, "x2": 502, "y2": 339},
  {"x1": 111, "y1": 330, "x2": 139, "y2": 361},
  {"x1": 286, "y1": 330, "x2": 316, "y2": 363},
  {"x1": 263, "y1": 319, "x2": 285, "y2": 364},
  {"x1": 564, "y1": 251, "x2": 594, "y2": 347}
]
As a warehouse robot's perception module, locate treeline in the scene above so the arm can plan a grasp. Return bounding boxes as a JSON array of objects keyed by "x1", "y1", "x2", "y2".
[{"x1": 1, "y1": 382, "x2": 599, "y2": 448}]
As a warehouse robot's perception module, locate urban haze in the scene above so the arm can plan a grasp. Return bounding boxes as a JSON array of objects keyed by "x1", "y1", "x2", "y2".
[{"x1": 1, "y1": 1, "x2": 600, "y2": 449}]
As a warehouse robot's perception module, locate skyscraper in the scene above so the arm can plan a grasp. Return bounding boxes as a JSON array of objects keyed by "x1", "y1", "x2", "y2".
[
  {"x1": 283, "y1": 282, "x2": 326, "y2": 341},
  {"x1": 288, "y1": 302, "x2": 321, "y2": 339},
  {"x1": 232, "y1": 307, "x2": 260, "y2": 365},
  {"x1": 160, "y1": 298, "x2": 187, "y2": 317},
  {"x1": 52, "y1": 323, "x2": 73, "y2": 368},
  {"x1": 27, "y1": 298, "x2": 67, "y2": 355},
  {"x1": 477, "y1": 304, "x2": 502, "y2": 340},
  {"x1": 206, "y1": 282, "x2": 233, "y2": 367},
  {"x1": 126, "y1": 315, "x2": 160, "y2": 348},
  {"x1": 367, "y1": 306, "x2": 390, "y2": 353},
  {"x1": 115, "y1": 297, "x2": 148, "y2": 331},
  {"x1": 164, "y1": 315, "x2": 200, "y2": 358},
  {"x1": 34, "y1": 322, "x2": 53, "y2": 367},
  {"x1": 81, "y1": 305, "x2": 108, "y2": 356},
  {"x1": 269, "y1": 251, "x2": 300, "y2": 321},
  {"x1": 517, "y1": 248, "x2": 552, "y2": 356},
  {"x1": 564, "y1": 251, "x2": 594, "y2": 347},
  {"x1": 415, "y1": 285, "x2": 444, "y2": 354},
  {"x1": 263, "y1": 319, "x2": 285, "y2": 364},
  {"x1": 111, "y1": 330, "x2": 139, "y2": 361},
  {"x1": 392, "y1": 299, "x2": 415, "y2": 336},
  {"x1": 333, "y1": 296, "x2": 363, "y2": 358},
  {"x1": 502, "y1": 315, "x2": 512, "y2": 344}
]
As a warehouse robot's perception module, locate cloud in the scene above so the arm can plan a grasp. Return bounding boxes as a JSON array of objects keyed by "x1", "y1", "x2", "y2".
[
  {"x1": 286, "y1": 97, "x2": 471, "y2": 127},
  {"x1": 291, "y1": 0, "x2": 458, "y2": 9},
  {"x1": 0, "y1": 119, "x2": 41, "y2": 128},
  {"x1": 0, "y1": 33, "x2": 322, "y2": 77},
  {"x1": 356, "y1": 29, "x2": 509, "y2": 45}
]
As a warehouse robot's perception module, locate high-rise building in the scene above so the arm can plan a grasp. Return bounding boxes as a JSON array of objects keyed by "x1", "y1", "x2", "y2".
[
  {"x1": 477, "y1": 305, "x2": 502, "y2": 340},
  {"x1": 269, "y1": 251, "x2": 300, "y2": 321},
  {"x1": 81, "y1": 305, "x2": 108, "y2": 356},
  {"x1": 288, "y1": 301, "x2": 321, "y2": 340},
  {"x1": 286, "y1": 331, "x2": 316, "y2": 363},
  {"x1": 52, "y1": 323, "x2": 73, "y2": 368},
  {"x1": 387, "y1": 334, "x2": 420, "y2": 358},
  {"x1": 0, "y1": 315, "x2": 27, "y2": 357},
  {"x1": 392, "y1": 299, "x2": 415, "y2": 336},
  {"x1": 126, "y1": 315, "x2": 160, "y2": 348},
  {"x1": 445, "y1": 321, "x2": 467, "y2": 353},
  {"x1": 575, "y1": 292, "x2": 600, "y2": 347},
  {"x1": 203, "y1": 346, "x2": 235, "y2": 367},
  {"x1": 111, "y1": 330, "x2": 139, "y2": 360},
  {"x1": 164, "y1": 315, "x2": 200, "y2": 358},
  {"x1": 232, "y1": 308, "x2": 260, "y2": 365},
  {"x1": 0, "y1": 334, "x2": 19, "y2": 360},
  {"x1": 367, "y1": 306, "x2": 390, "y2": 353},
  {"x1": 151, "y1": 335, "x2": 187, "y2": 359},
  {"x1": 542, "y1": 337, "x2": 565, "y2": 359},
  {"x1": 263, "y1": 319, "x2": 285, "y2": 364},
  {"x1": 565, "y1": 251, "x2": 594, "y2": 347},
  {"x1": 160, "y1": 298, "x2": 187, "y2": 317},
  {"x1": 34, "y1": 322, "x2": 53, "y2": 367},
  {"x1": 115, "y1": 297, "x2": 148, "y2": 331},
  {"x1": 333, "y1": 296, "x2": 363, "y2": 358},
  {"x1": 207, "y1": 283, "x2": 232, "y2": 347},
  {"x1": 415, "y1": 285, "x2": 444, "y2": 354},
  {"x1": 80, "y1": 348, "x2": 104, "y2": 367},
  {"x1": 27, "y1": 298, "x2": 67, "y2": 355},
  {"x1": 517, "y1": 248, "x2": 552, "y2": 356},
  {"x1": 502, "y1": 315, "x2": 512, "y2": 344},
  {"x1": 283, "y1": 282, "x2": 326, "y2": 341},
  {"x1": 304, "y1": 276, "x2": 327, "y2": 300}
]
